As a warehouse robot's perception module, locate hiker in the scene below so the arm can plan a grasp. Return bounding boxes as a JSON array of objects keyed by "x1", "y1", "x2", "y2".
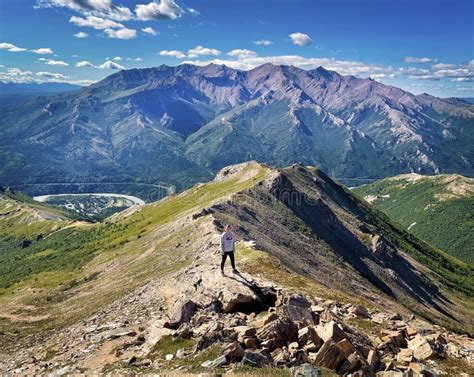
[{"x1": 220, "y1": 224, "x2": 238, "y2": 274}]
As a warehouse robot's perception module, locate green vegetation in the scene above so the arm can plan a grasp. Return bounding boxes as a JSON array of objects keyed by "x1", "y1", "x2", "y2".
[
  {"x1": 354, "y1": 174, "x2": 473, "y2": 264},
  {"x1": 0, "y1": 163, "x2": 270, "y2": 352}
]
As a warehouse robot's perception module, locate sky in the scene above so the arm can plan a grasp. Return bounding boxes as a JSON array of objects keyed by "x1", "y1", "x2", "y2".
[{"x1": 0, "y1": 0, "x2": 473, "y2": 97}]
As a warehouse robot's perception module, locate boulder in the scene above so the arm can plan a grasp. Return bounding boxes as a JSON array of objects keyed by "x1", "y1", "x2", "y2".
[
  {"x1": 291, "y1": 363, "x2": 322, "y2": 377},
  {"x1": 408, "y1": 362, "x2": 437, "y2": 376},
  {"x1": 367, "y1": 349, "x2": 380, "y2": 370},
  {"x1": 310, "y1": 340, "x2": 345, "y2": 371},
  {"x1": 201, "y1": 355, "x2": 228, "y2": 369},
  {"x1": 336, "y1": 339, "x2": 356, "y2": 358},
  {"x1": 381, "y1": 330, "x2": 407, "y2": 349},
  {"x1": 271, "y1": 347, "x2": 291, "y2": 366},
  {"x1": 241, "y1": 350, "x2": 271, "y2": 368},
  {"x1": 298, "y1": 326, "x2": 323, "y2": 352},
  {"x1": 408, "y1": 335, "x2": 436, "y2": 361},
  {"x1": 348, "y1": 305, "x2": 370, "y2": 318},
  {"x1": 277, "y1": 294, "x2": 317, "y2": 327},
  {"x1": 234, "y1": 326, "x2": 257, "y2": 343},
  {"x1": 256, "y1": 316, "x2": 298, "y2": 351},
  {"x1": 338, "y1": 352, "x2": 365, "y2": 375},
  {"x1": 223, "y1": 341, "x2": 245, "y2": 362},
  {"x1": 406, "y1": 326, "x2": 418, "y2": 338},
  {"x1": 396, "y1": 348, "x2": 413, "y2": 364},
  {"x1": 244, "y1": 337, "x2": 257, "y2": 349},
  {"x1": 315, "y1": 321, "x2": 346, "y2": 343},
  {"x1": 164, "y1": 300, "x2": 197, "y2": 329}
]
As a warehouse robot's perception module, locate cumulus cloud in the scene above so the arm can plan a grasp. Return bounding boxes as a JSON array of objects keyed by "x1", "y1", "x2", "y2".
[
  {"x1": 253, "y1": 39, "x2": 272, "y2": 46},
  {"x1": 135, "y1": 0, "x2": 183, "y2": 20},
  {"x1": 37, "y1": 0, "x2": 133, "y2": 21},
  {"x1": 180, "y1": 54, "x2": 389, "y2": 77},
  {"x1": 113, "y1": 56, "x2": 123, "y2": 61},
  {"x1": 40, "y1": 58, "x2": 69, "y2": 66},
  {"x1": 187, "y1": 45, "x2": 221, "y2": 58},
  {"x1": 104, "y1": 27, "x2": 137, "y2": 39},
  {"x1": 36, "y1": 71, "x2": 70, "y2": 80},
  {"x1": 31, "y1": 48, "x2": 54, "y2": 54},
  {"x1": 159, "y1": 50, "x2": 186, "y2": 58},
  {"x1": 227, "y1": 49, "x2": 257, "y2": 59},
  {"x1": 70, "y1": 15, "x2": 124, "y2": 29},
  {"x1": 142, "y1": 26, "x2": 158, "y2": 36},
  {"x1": 0, "y1": 42, "x2": 27, "y2": 52},
  {"x1": 289, "y1": 32, "x2": 312, "y2": 46},
  {"x1": 74, "y1": 31, "x2": 89, "y2": 38},
  {"x1": 97, "y1": 60, "x2": 125, "y2": 69},
  {"x1": 76, "y1": 60, "x2": 95, "y2": 67},
  {"x1": 404, "y1": 57, "x2": 435, "y2": 63},
  {"x1": 0, "y1": 67, "x2": 34, "y2": 83}
]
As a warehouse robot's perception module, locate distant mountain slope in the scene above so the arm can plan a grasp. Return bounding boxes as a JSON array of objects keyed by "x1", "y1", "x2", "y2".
[
  {"x1": 353, "y1": 174, "x2": 474, "y2": 264},
  {"x1": 0, "y1": 82, "x2": 81, "y2": 108},
  {"x1": 0, "y1": 63, "x2": 473, "y2": 196}
]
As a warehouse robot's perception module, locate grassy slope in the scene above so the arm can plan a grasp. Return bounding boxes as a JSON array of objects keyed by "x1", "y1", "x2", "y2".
[
  {"x1": 0, "y1": 162, "x2": 270, "y2": 349},
  {"x1": 1, "y1": 162, "x2": 473, "y2": 353},
  {"x1": 353, "y1": 175, "x2": 473, "y2": 264}
]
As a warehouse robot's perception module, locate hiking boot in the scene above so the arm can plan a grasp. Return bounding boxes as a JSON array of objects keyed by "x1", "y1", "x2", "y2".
[
  {"x1": 220, "y1": 270, "x2": 225, "y2": 276},
  {"x1": 232, "y1": 269, "x2": 239, "y2": 274}
]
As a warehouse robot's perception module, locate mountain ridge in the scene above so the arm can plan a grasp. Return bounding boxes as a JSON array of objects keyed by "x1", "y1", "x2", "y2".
[
  {"x1": 1, "y1": 161, "x2": 472, "y2": 374},
  {"x1": 0, "y1": 63, "x2": 473, "y2": 197}
]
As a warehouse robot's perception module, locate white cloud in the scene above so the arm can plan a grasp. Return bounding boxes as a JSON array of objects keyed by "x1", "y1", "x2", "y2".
[
  {"x1": 104, "y1": 27, "x2": 137, "y2": 39},
  {"x1": 74, "y1": 31, "x2": 89, "y2": 38},
  {"x1": 0, "y1": 67, "x2": 34, "y2": 83},
  {"x1": 289, "y1": 32, "x2": 312, "y2": 46},
  {"x1": 69, "y1": 15, "x2": 124, "y2": 29},
  {"x1": 404, "y1": 57, "x2": 435, "y2": 63},
  {"x1": 188, "y1": 7, "x2": 200, "y2": 16},
  {"x1": 36, "y1": 71, "x2": 70, "y2": 80},
  {"x1": 133, "y1": 57, "x2": 143, "y2": 61},
  {"x1": 253, "y1": 39, "x2": 272, "y2": 46},
  {"x1": 41, "y1": 58, "x2": 69, "y2": 66},
  {"x1": 187, "y1": 45, "x2": 221, "y2": 58},
  {"x1": 159, "y1": 50, "x2": 186, "y2": 58},
  {"x1": 142, "y1": 26, "x2": 158, "y2": 36},
  {"x1": 0, "y1": 42, "x2": 27, "y2": 52},
  {"x1": 37, "y1": 0, "x2": 133, "y2": 21},
  {"x1": 227, "y1": 49, "x2": 257, "y2": 59},
  {"x1": 76, "y1": 60, "x2": 95, "y2": 67},
  {"x1": 31, "y1": 48, "x2": 54, "y2": 54},
  {"x1": 113, "y1": 56, "x2": 123, "y2": 61},
  {"x1": 98, "y1": 60, "x2": 125, "y2": 69},
  {"x1": 180, "y1": 55, "x2": 389, "y2": 77},
  {"x1": 135, "y1": 0, "x2": 183, "y2": 20},
  {"x1": 451, "y1": 77, "x2": 472, "y2": 82}
]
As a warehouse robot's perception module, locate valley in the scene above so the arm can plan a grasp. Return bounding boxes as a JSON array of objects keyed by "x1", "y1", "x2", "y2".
[{"x1": 34, "y1": 193, "x2": 145, "y2": 220}]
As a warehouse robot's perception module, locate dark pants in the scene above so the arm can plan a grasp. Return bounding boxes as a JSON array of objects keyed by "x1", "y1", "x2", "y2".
[{"x1": 221, "y1": 251, "x2": 235, "y2": 270}]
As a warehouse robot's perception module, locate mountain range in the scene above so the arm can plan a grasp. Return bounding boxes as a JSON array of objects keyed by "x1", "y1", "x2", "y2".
[{"x1": 0, "y1": 63, "x2": 473, "y2": 197}]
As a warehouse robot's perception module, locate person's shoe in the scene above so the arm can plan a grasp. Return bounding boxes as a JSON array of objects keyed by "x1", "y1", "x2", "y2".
[
  {"x1": 232, "y1": 269, "x2": 239, "y2": 274},
  {"x1": 220, "y1": 270, "x2": 225, "y2": 276}
]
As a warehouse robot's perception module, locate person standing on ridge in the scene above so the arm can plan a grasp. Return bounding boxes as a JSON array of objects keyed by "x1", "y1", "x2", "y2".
[{"x1": 220, "y1": 224, "x2": 238, "y2": 275}]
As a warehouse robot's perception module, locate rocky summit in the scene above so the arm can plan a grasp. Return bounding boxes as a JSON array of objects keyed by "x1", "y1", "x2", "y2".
[
  {"x1": 1, "y1": 63, "x2": 473, "y2": 196},
  {"x1": 1, "y1": 161, "x2": 473, "y2": 375}
]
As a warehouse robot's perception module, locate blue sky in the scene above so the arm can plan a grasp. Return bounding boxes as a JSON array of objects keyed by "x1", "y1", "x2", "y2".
[{"x1": 0, "y1": 0, "x2": 473, "y2": 97}]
